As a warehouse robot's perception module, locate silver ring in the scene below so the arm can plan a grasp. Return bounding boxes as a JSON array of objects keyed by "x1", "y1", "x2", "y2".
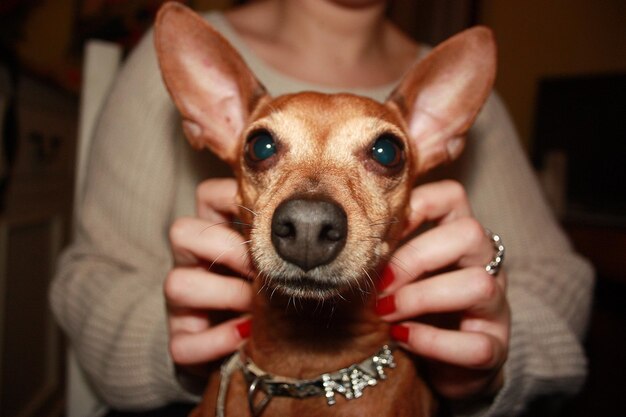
[{"x1": 484, "y1": 229, "x2": 505, "y2": 276}]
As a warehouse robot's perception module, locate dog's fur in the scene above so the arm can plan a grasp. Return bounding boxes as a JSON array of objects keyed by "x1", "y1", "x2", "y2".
[{"x1": 155, "y1": 3, "x2": 496, "y2": 416}]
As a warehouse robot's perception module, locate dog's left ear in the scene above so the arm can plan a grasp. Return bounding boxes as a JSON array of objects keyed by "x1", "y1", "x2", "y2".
[
  {"x1": 386, "y1": 26, "x2": 496, "y2": 175},
  {"x1": 155, "y1": 2, "x2": 267, "y2": 164}
]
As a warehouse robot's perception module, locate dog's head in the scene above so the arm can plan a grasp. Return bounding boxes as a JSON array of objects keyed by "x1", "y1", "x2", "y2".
[{"x1": 155, "y1": 3, "x2": 496, "y2": 300}]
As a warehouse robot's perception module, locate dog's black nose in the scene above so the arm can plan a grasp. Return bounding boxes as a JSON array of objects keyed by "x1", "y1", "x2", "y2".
[{"x1": 271, "y1": 199, "x2": 347, "y2": 271}]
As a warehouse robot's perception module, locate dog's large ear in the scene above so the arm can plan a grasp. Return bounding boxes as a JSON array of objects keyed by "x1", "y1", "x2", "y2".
[
  {"x1": 386, "y1": 26, "x2": 496, "y2": 175},
  {"x1": 155, "y1": 2, "x2": 267, "y2": 164}
]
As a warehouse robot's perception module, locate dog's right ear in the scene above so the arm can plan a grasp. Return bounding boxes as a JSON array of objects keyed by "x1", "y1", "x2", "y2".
[
  {"x1": 386, "y1": 26, "x2": 496, "y2": 176},
  {"x1": 155, "y1": 2, "x2": 267, "y2": 164}
]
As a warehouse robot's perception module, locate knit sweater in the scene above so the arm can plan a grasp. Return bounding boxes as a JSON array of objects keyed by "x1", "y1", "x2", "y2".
[{"x1": 50, "y1": 12, "x2": 594, "y2": 416}]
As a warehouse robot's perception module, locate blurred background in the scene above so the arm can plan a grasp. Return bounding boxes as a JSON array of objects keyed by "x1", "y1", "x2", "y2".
[{"x1": 0, "y1": 1, "x2": 624, "y2": 416}]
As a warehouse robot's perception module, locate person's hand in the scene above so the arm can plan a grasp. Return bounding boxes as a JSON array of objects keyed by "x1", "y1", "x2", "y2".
[
  {"x1": 165, "y1": 178, "x2": 253, "y2": 382},
  {"x1": 376, "y1": 180, "x2": 510, "y2": 400}
]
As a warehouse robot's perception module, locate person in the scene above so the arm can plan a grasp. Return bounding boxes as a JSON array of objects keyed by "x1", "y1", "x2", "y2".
[{"x1": 50, "y1": 0, "x2": 594, "y2": 415}]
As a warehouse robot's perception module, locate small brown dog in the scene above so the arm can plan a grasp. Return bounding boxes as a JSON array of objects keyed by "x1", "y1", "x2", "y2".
[{"x1": 155, "y1": 3, "x2": 496, "y2": 416}]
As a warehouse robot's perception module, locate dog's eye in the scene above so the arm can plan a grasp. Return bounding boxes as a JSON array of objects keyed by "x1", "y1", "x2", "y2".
[
  {"x1": 246, "y1": 130, "x2": 276, "y2": 162},
  {"x1": 371, "y1": 135, "x2": 403, "y2": 168}
]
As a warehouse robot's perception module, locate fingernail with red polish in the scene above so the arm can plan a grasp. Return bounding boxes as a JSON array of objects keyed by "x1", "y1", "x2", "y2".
[
  {"x1": 377, "y1": 265, "x2": 394, "y2": 292},
  {"x1": 375, "y1": 294, "x2": 396, "y2": 316},
  {"x1": 236, "y1": 319, "x2": 252, "y2": 339},
  {"x1": 390, "y1": 324, "x2": 410, "y2": 344}
]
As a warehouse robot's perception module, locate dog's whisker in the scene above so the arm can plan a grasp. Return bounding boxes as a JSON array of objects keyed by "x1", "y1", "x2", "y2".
[
  {"x1": 198, "y1": 221, "x2": 231, "y2": 235},
  {"x1": 386, "y1": 255, "x2": 412, "y2": 279},
  {"x1": 254, "y1": 271, "x2": 267, "y2": 295},
  {"x1": 262, "y1": 280, "x2": 270, "y2": 296},
  {"x1": 359, "y1": 269, "x2": 369, "y2": 291},
  {"x1": 230, "y1": 221, "x2": 254, "y2": 229},
  {"x1": 345, "y1": 276, "x2": 354, "y2": 292},
  {"x1": 206, "y1": 238, "x2": 253, "y2": 271},
  {"x1": 370, "y1": 216, "x2": 389, "y2": 224},
  {"x1": 286, "y1": 295, "x2": 297, "y2": 313},
  {"x1": 357, "y1": 273, "x2": 372, "y2": 302},
  {"x1": 234, "y1": 203, "x2": 258, "y2": 217},
  {"x1": 314, "y1": 297, "x2": 326, "y2": 315},
  {"x1": 368, "y1": 217, "x2": 400, "y2": 227},
  {"x1": 238, "y1": 247, "x2": 255, "y2": 276},
  {"x1": 362, "y1": 267, "x2": 376, "y2": 292},
  {"x1": 369, "y1": 268, "x2": 383, "y2": 296},
  {"x1": 198, "y1": 220, "x2": 255, "y2": 237},
  {"x1": 402, "y1": 241, "x2": 421, "y2": 253},
  {"x1": 256, "y1": 269, "x2": 270, "y2": 290},
  {"x1": 269, "y1": 285, "x2": 279, "y2": 301}
]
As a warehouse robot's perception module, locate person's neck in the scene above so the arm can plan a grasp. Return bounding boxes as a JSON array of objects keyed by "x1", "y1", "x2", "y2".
[
  {"x1": 225, "y1": 0, "x2": 416, "y2": 88},
  {"x1": 273, "y1": 0, "x2": 388, "y2": 66}
]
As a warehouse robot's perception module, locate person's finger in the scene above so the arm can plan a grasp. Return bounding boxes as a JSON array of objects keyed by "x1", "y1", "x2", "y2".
[
  {"x1": 196, "y1": 178, "x2": 239, "y2": 222},
  {"x1": 164, "y1": 267, "x2": 253, "y2": 311},
  {"x1": 168, "y1": 307, "x2": 211, "y2": 335},
  {"x1": 376, "y1": 267, "x2": 506, "y2": 321},
  {"x1": 403, "y1": 180, "x2": 473, "y2": 237},
  {"x1": 385, "y1": 217, "x2": 493, "y2": 291},
  {"x1": 169, "y1": 217, "x2": 253, "y2": 275},
  {"x1": 390, "y1": 321, "x2": 506, "y2": 370},
  {"x1": 169, "y1": 316, "x2": 251, "y2": 365}
]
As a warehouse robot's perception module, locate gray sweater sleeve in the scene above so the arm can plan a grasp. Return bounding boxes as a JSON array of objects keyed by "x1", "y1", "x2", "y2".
[{"x1": 50, "y1": 31, "x2": 194, "y2": 408}]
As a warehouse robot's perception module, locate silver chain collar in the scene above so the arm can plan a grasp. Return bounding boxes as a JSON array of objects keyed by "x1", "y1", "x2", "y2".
[{"x1": 216, "y1": 345, "x2": 396, "y2": 417}]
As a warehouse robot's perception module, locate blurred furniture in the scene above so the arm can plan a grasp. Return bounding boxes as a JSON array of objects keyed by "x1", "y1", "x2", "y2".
[
  {"x1": 0, "y1": 38, "x2": 122, "y2": 417},
  {"x1": 67, "y1": 39, "x2": 123, "y2": 417},
  {"x1": 532, "y1": 73, "x2": 626, "y2": 417},
  {"x1": 533, "y1": 74, "x2": 626, "y2": 225},
  {"x1": 0, "y1": 69, "x2": 76, "y2": 416}
]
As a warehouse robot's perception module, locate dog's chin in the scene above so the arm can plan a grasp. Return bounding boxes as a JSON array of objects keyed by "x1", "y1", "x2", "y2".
[
  {"x1": 259, "y1": 264, "x2": 361, "y2": 301},
  {"x1": 266, "y1": 276, "x2": 346, "y2": 300}
]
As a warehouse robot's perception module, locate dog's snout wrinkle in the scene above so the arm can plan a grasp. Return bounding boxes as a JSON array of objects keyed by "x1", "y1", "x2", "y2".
[{"x1": 271, "y1": 199, "x2": 347, "y2": 271}]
